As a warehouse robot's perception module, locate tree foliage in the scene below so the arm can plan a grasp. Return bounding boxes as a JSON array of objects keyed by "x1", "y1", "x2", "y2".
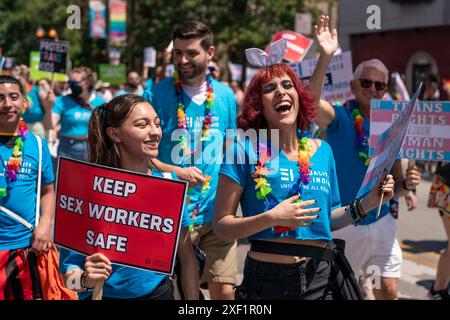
[{"x1": 0, "y1": 0, "x2": 334, "y2": 79}]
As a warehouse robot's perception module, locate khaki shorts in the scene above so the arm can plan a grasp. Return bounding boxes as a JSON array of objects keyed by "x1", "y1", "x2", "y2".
[{"x1": 190, "y1": 222, "x2": 238, "y2": 287}]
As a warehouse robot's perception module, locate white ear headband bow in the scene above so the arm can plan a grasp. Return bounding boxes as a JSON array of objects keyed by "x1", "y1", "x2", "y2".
[{"x1": 245, "y1": 38, "x2": 287, "y2": 68}]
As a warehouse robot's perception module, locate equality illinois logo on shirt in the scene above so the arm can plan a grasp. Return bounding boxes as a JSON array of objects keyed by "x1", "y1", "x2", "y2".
[
  {"x1": 278, "y1": 168, "x2": 331, "y2": 194},
  {"x1": 186, "y1": 116, "x2": 220, "y2": 130},
  {"x1": 74, "y1": 111, "x2": 92, "y2": 121},
  {"x1": 0, "y1": 160, "x2": 33, "y2": 178}
]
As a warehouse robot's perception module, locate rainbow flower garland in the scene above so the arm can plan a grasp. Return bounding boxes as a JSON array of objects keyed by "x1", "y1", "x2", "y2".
[
  {"x1": 253, "y1": 133, "x2": 313, "y2": 234},
  {"x1": 350, "y1": 106, "x2": 370, "y2": 166},
  {"x1": 0, "y1": 119, "x2": 28, "y2": 198},
  {"x1": 173, "y1": 71, "x2": 215, "y2": 228},
  {"x1": 174, "y1": 71, "x2": 215, "y2": 156}
]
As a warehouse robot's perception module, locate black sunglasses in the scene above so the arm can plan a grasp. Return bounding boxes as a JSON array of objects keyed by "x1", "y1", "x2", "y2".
[{"x1": 359, "y1": 78, "x2": 387, "y2": 91}]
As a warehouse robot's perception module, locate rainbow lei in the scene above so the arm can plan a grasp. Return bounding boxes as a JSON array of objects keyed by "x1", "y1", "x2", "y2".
[
  {"x1": 173, "y1": 71, "x2": 215, "y2": 228},
  {"x1": 0, "y1": 119, "x2": 28, "y2": 198},
  {"x1": 174, "y1": 71, "x2": 215, "y2": 156},
  {"x1": 350, "y1": 105, "x2": 370, "y2": 166},
  {"x1": 253, "y1": 133, "x2": 313, "y2": 235}
]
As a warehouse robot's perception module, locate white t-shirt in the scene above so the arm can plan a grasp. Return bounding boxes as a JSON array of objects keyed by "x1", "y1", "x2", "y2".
[{"x1": 181, "y1": 83, "x2": 206, "y2": 105}]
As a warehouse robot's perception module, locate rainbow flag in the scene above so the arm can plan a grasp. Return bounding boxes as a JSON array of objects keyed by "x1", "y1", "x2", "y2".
[
  {"x1": 89, "y1": 0, "x2": 107, "y2": 39},
  {"x1": 109, "y1": 0, "x2": 126, "y2": 43}
]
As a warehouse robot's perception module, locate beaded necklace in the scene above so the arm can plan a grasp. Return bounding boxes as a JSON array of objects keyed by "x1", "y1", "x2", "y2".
[
  {"x1": 173, "y1": 71, "x2": 215, "y2": 229},
  {"x1": 349, "y1": 103, "x2": 370, "y2": 166},
  {"x1": 0, "y1": 119, "x2": 28, "y2": 199},
  {"x1": 253, "y1": 131, "x2": 313, "y2": 234}
]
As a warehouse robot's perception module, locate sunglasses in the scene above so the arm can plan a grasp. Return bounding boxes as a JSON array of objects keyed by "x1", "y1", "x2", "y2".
[{"x1": 359, "y1": 78, "x2": 387, "y2": 91}]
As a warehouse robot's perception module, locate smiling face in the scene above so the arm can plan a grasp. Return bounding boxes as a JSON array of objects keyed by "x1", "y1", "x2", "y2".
[
  {"x1": 260, "y1": 74, "x2": 300, "y2": 129},
  {"x1": 0, "y1": 83, "x2": 27, "y2": 131},
  {"x1": 127, "y1": 71, "x2": 141, "y2": 88},
  {"x1": 108, "y1": 102, "x2": 162, "y2": 161},
  {"x1": 173, "y1": 38, "x2": 214, "y2": 81},
  {"x1": 350, "y1": 66, "x2": 388, "y2": 111}
]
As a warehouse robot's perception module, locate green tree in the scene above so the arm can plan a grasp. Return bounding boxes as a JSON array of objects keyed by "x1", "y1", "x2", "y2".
[{"x1": 0, "y1": 0, "x2": 335, "y2": 81}]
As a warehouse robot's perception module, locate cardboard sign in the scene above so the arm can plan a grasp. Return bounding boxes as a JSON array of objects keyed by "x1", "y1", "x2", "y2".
[
  {"x1": 357, "y1": 84, "x2": 422, "y2": 198},
  {"x1": 89, "y1": 0, "x2": 107, "y2": 39},
  {"x1": 144, "y1": 47, "x2": 157, "y2": 68},
  {"x1": 165, "y1": 64, "x2": 175, "y2": 78},
  {"x1": 295, "y1": 12, "x2": 312, "y2": 35},
  {"x1": 370, "y1": 100, "x2": 450, "y2": 161},
  {"x1": 289, "y1": 51, "x2": 354, "y2": 103},
  {"x1": 99, "y1": 64, "x2": 126, "y2": 85},
  {"x1": 39, "y1": 39, "x2": 69, "y2": 74},
  {"x1": 270, "y1": 31, "x2": 313, "y2": 62},
  {"x1": 245, "y1": 66, "x2": 258, "y2": 86},
  {"x1": 228, "y1": 62, "x2": 243, "y2": 82},
  {"x1": 54, "y1": 157, "x2": 188, "y2": 275},
  {"x1": 29, "y1": 51, "x2": 67, "y2": 82}
]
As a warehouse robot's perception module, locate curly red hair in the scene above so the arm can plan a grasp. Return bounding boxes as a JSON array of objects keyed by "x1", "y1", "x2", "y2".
[{"x1": 238, "y1": 63, "x2": 316, "y2": 131}]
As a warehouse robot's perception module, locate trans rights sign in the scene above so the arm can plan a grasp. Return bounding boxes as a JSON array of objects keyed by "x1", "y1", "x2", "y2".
[
  {"x1": 357, "y1": 84, "x2": 422, "y2": 198},
  {"x1": 370, "y1": 101, "x2": 450, "y2": 161},
  {"x1": 54, "y1": 157, "x2": 188, "y2": 275},
  {"x1": 289, "y1": 51, "x2": 354, "y2": 103}
]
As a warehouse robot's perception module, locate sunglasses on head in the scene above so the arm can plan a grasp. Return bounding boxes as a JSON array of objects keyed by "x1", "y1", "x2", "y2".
[{"x1": 359, "y1": 78, "x2": 387, "y2": 91}]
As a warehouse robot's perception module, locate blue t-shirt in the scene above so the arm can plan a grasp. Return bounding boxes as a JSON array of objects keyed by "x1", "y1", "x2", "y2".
[
  {"x1": 114, "y1": 88, "x2": 143, "y2": 97},
  {"x1": 326, "y1": 100, "x2": 389, "y2": 225},
  {"x1": 23, "y1": 86, "x2": 44, "y2": 124},
  {"x1": 52, "y1": 94, "x2": 105, "y2": 137},
  {"x1": 145, "y1": 78, "x2": 154, "y2": 91},
  {"x1": 0, "y1": 133, "x2": 55, "y2": 250},
  {"x1": 220, "y1": 138, "x2": 341, "y2": 242},
  {"x1": 144, "y1": 77, "x2": 237, "y2": 225},
  {"x1": 59, "y1": 170, "x2": 191, "y2": 300}
]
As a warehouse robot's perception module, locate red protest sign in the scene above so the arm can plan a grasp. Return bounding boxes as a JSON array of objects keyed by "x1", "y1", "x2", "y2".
[
  {"x1": 54, "y1": 157, "x2": 188, "y2": 275},
  {"x1": 270, "y1": 31, "x2": 313, "y2": 62}
]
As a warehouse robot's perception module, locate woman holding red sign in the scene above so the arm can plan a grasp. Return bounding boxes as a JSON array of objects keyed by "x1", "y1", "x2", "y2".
[{"x1": 59, "y1": 94, "x2": 199, "y2": 300}]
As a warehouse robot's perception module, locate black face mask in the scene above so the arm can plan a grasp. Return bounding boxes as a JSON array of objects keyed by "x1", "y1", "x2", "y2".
[
  {"x1": 128, "y1": 82, "x2": 139, "y2": 89},
  {"x1": 69, "y1": 80, "x2": 83, "y2": 97}
]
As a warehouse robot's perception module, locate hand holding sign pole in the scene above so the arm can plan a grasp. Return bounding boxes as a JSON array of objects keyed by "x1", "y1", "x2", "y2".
[{"x1": 92, "y1": 280, "x2": 104, "y2": 300}]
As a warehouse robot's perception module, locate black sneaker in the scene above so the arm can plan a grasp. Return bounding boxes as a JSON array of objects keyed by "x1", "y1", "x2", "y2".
[{"x1": 428, "y1": 286, "x2": 450, "y2": 300}]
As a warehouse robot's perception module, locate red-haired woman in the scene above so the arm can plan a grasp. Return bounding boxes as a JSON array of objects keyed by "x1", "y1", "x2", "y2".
[{"x1": 213, "y1": 20, "x2": 395, "y2": 300}]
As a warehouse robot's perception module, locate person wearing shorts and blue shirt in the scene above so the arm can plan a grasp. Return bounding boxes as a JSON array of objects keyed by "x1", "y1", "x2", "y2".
[
  {"x1": 52, "y1": 67, "x2": 105, "y2": 161},
  {"x1": 0, "y1": 76, "x2": 55, "y2": 299},
  {"x1": 144, "y1": 21, "x2": 238, "y2": 299},
  {"x1": 311, "y1": 50, "x2": 422, "y2": 299}
]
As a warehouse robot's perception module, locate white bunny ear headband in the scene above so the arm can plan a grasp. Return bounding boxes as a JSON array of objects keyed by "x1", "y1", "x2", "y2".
[{"x1": 245, "y1": 38, "x2": 287, "y2": 68}]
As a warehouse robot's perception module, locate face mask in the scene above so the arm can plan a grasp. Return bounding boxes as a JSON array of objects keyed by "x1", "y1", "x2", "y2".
[
  {"x1": 69, "y1": 80, "x2": 83, "y2": 97},
  {"x1": 128, "y1": 82, "x2": 139, "y2": 89}
]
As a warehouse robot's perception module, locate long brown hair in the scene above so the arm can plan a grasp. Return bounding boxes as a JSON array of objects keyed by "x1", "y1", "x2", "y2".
[{"x1": 88, "y1": 94, "x2": 160, "y2": 171}]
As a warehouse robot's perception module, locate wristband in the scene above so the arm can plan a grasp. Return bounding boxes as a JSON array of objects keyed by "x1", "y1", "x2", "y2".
[
  {"x1": 402, "y1": 180, "x2": 415, "y2": 192},
  {"x1": 81, "y1": 272, "x2": 94, "y2": 291}
]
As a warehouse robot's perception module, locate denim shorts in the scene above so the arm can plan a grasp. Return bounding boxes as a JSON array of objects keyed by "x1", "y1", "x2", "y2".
[
  {"x1": 235, "y1": 255, "x2": 336, "y2": 300},
  {"x1": 57, "y1": 137, "x2": 88, "y2": 161}
]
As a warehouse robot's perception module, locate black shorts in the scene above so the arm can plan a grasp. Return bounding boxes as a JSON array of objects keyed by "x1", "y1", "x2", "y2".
[{"x1": 235, "y1": 255, "x2": 336, "y2": 300}]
